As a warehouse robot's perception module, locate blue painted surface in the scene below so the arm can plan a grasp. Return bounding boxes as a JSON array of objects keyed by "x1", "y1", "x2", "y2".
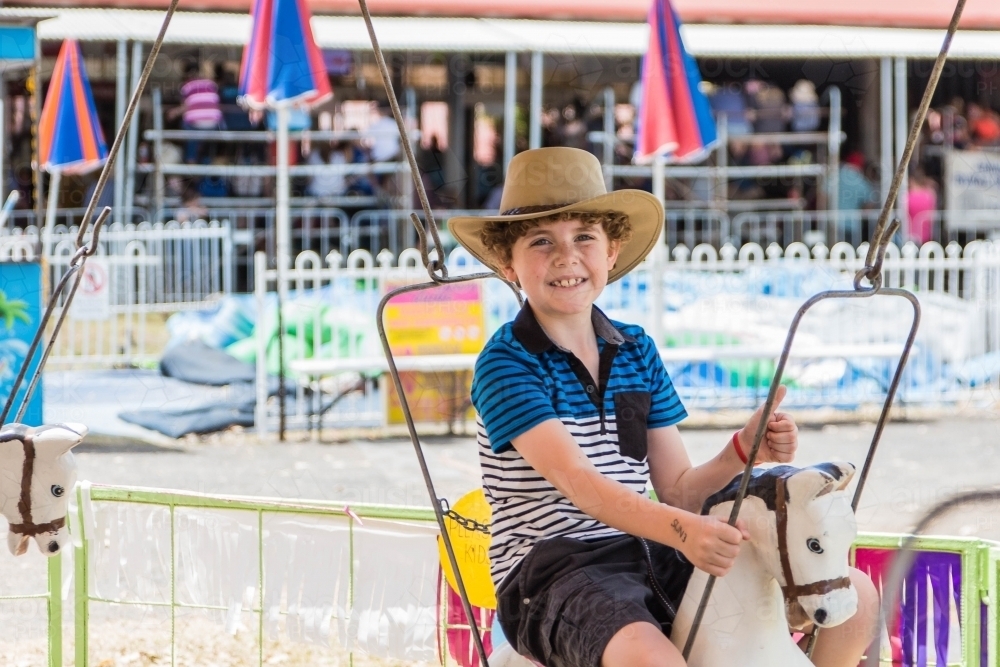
[
  {"x1": 0, "y1": 26, "x2": 36, "y2": 62},
  {"x1": 0, "y1": 261, "x2": 43, "y2": 425}
]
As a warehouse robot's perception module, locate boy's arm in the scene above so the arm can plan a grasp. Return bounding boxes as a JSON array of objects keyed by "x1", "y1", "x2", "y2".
[
  {"x1": 511, "y1": 419, "x2": 747, "y2": 578},
  {"x1": 646, "y1": 425, "x2": 745, "y2": 514},
  {"x1": 648, "y1": 385, "x2": 798, "y2": 513}
]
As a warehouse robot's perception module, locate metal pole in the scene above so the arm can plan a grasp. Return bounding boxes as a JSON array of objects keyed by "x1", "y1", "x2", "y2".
[
  {"x1": 43, "y1": 170, "x2": 61, "y2": 258},
  {"x1": 152, "y1": 87, "x2": 165, "y2": 220},
  {"x1": 715, "y1": 114, "x2": 728, "y2": 212},
  {"x1": 880, "y1": 57, "x2": 893, "y2": 208},
  {"x1": 503, "y1": 51, "x2": 517, "y2": 176},
  {"x1": 0, "y1": 95, "x2": 4, "y2": 206},
  {"x1": 124, "y1": 41, "x2": 143, "y2": 223},
  {"x1": 113, "y1": 40, "x2": 127, "y2": 224},
  {"x1": 602, "y1": 86, "x2": 615, "y2": 190},
  {"x1": 529, "y1": 51, "x2": 543, "y2": 150},
  {"x1": 649, "y1": 155, "x2": 666, "y2": 349},
  {"x1": 276, "y1": 103, "x2": 291, "y2": 440},
  {"x1": 828, "y1": 86, "x2": 842, "y2": 215},
  {"x1": 894, "y1": 56, "x2": 909, "y2": 237}
]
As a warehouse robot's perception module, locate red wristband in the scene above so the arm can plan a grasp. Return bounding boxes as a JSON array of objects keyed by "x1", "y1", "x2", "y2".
[{"x1": 732, "y1": 432, "x2": 749, "y2": 465}]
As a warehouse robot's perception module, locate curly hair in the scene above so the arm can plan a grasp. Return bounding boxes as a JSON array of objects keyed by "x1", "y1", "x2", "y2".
[{"x1": 479, "y1": 209, "x2": 633, "y2": 267}]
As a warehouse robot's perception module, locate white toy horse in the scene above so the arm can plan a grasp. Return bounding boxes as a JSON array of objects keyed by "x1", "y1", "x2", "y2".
[
  {"x1": 0, "y1": 422, "x2": 87, "y2": 556},
  {"x1": 671, "y1": 462, "x2": 858, "y2": 667},
  {"x1": 490, "y1": 462, "x2": 858, "y2": 667}
]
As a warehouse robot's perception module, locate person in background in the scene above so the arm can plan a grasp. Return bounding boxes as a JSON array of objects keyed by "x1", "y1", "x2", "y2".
[
  {"x1": 168, "y1": 63, "x2": 224, "y2": 163},
  {"x1": 708, "y1": 81, "x2": 752, "y2": 136},
  {"x1": 746, "y1": 80, "x2": 788, "y2": 134},
  {"x1": 175, "y1": 181, "x2": 208, "y2": 223},
  {"x1": 364, "y1": 102, "x2": 401, "y2": 163},
  {"x1": 306, "y1": 141, "x2": 349, "y2": 199},
  {"x1": 837, "y1": 151, "x2": 879, "y2": 243},
  {"x1": 789, "y1": 80, "x2": 820, "y2": 133},
  {"x1": 907, "y1": 170, "x2": 938, "y2": 245},
  {"x1": 968, "y1": 103, "x2": 1000, "y2": 147}
]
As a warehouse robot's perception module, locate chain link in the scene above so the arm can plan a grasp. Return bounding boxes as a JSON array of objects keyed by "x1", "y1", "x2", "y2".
[{"x1": 439, "y1": 498, "x2": 491, "y2": 534}]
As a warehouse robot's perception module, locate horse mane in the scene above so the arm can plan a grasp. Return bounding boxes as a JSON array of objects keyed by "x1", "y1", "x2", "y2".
[{"x1": 701, "y1": 463, "x2": 848, "y2": 515}]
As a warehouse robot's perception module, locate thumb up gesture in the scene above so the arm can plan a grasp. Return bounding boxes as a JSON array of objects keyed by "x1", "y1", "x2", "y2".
[{"x1": 737, "y1": 385, "x2": 798, "y2": 464}]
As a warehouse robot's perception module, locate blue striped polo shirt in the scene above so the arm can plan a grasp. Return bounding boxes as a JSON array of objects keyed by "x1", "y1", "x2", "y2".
[{"x1": 471, "y1": 303, "x2": 687, "y2": 587}]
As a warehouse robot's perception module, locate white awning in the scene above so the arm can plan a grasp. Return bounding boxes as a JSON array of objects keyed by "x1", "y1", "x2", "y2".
[{"x1": 1, "y1": 7, "x2": 999, "y2": 59}]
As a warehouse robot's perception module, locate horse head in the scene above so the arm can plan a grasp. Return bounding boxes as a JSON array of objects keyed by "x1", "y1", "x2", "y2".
[
  {"x1": 0, "y1": 422, "x2": 87, "y2": 556},
  {"x1": 703, "y1": 462, "x2": 858, "y2": 631},
  {"x1": 775, "y1": 462, "x2": 858, "y2": 629}
]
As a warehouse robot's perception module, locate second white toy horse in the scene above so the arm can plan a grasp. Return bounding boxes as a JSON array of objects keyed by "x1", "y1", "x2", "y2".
[{"x1": 0, "y1": 422, "x2": 87, "y2": 556}]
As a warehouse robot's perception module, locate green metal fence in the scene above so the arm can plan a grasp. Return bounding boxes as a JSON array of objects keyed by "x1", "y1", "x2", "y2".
[{"x1": 5, "y1": 486, "x2": 1000, "y2": 666}]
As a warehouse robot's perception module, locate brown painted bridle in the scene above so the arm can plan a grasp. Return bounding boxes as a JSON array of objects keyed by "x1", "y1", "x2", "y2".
[
  {"x1": 2, "y1": 425, "x2": 66, "y2": 540},
  {"x1": 774, "y1": 472, "x2": 851, "y2": 625}
]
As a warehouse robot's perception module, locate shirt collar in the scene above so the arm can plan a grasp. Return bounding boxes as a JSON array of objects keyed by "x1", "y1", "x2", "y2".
[{"x1": 511, "y1": 302, "x2": 636, "y2": 354}]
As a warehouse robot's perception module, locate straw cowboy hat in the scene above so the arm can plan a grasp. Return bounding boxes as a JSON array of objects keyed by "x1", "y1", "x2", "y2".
[{"x1": 448, "y1": 147, "x2": 663, "y2": 283}]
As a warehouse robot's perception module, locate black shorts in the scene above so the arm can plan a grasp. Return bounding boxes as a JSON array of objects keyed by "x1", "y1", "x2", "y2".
[{"x1": 495, "y1": 534, "x2": 694, "y2": 667}]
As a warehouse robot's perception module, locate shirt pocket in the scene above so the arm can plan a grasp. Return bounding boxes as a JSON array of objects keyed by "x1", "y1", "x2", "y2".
[{"x1": 614, "y1": 391, "x2": 651, "y2": 461}]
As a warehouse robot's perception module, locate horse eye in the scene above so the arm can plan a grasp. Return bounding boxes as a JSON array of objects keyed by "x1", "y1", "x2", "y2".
[
  {"x1": 51, "y1": 485, "x2": 65, "y2": 498},
  {"x1": 807, "y1": 538, "x2": 823, "y2": 554}
]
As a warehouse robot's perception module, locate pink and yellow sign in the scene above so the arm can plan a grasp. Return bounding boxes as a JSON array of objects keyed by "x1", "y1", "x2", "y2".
[{"x1": 384, "y1": 283, "x2": 484, "y2": 424}]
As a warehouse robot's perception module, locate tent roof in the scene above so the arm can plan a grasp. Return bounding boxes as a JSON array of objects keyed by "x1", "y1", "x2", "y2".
[
  {"x1": 4, "y1": 0, "x2": 1000, "y2": 30},
  {"x1": 2, "y1": 8, "x2": 999, "y2": 59}
]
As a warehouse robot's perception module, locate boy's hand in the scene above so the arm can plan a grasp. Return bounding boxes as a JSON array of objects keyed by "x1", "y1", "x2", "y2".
[
  {"x1": 737, "y1": 384, "x2": 798, "y2": 464},
  {"x1": 678, "y1": 515, "x2": 749, "y2": 577}
]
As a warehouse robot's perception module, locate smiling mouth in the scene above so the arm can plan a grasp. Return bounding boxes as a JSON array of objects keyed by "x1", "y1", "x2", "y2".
[{"x1": 549, "y1": 278, "x2": 586, "y2": 288}]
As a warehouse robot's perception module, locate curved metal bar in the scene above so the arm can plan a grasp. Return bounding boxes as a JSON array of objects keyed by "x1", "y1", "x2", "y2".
[
  {"x1": 376, "y1": 274, "x2": 500, "y2": 667},
  {"x1": 862, "y1": 488, "x2": 1000, "y2": 667},
  {"x1": 682, "y1": 284, "x2": 922, "y2": 659}
]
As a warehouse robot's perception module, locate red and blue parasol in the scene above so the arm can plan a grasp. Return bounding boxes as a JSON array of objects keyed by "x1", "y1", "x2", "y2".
[
  {"x1": 238, "y1": 0, "x2": 332, "y2": 108},
  {"x1": 39, "y1": 39, "x2": 108, "y2": 174},
  {"x1": 634, "y1": 0, "x2": 716, "y2": 164}
]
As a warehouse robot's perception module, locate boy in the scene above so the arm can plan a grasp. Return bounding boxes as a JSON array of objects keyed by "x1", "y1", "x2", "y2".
[{"x1": 449, "y1": 148, "x2": 878, "y2": 667}]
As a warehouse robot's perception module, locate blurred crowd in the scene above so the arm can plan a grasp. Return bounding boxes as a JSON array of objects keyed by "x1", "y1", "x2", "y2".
[{"x1": 158, "y1": 62, "x2": 405, "y2": 221}]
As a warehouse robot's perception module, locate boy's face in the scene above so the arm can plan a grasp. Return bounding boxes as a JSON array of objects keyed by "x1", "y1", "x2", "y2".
[{"x1": 500, "y1": 218, "x2": 621, "y2": 319}]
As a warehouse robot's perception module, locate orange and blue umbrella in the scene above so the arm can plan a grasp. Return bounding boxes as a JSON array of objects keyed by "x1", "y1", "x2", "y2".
[
  {"x1": 634, "y1": 0, "x2": 716, "y2": 164},
  {"x1": 238, "y1": 0, "x2": 332, "y2": 108},
  {"x1": 38, "y1": 39, "x2": 108, "y2": 174}
]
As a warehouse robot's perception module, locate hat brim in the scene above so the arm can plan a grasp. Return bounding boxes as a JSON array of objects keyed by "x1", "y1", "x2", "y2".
[{"x1": 447, "y1": 189, "x2": 663, "y2": 284}]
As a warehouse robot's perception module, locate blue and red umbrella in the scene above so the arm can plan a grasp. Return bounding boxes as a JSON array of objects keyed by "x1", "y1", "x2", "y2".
[
  {"x1": 634, "y1": 0, "x2": 716, "y2": 164},
  {"x1": 238, "y1": 0, "x2": 331, "y2": 108},
  {"x1": 39, "y1": 39, "x2": 108, "y2": 174}
]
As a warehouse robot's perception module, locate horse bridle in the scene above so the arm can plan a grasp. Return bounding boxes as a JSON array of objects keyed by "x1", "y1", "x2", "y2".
[
  {"x1": 774, "y1": 472, "x2": 851, "y2": 612},
  {"x1": 2, "y1": 425, "x2": 66, "y2": 538}
]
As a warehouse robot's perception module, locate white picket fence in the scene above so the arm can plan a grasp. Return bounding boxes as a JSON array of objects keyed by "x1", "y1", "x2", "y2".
[
  {"x1": 251, "y1": 240, "x2": 1000, "y2": 431},
  {"x1": 0, "y1": 220, "x2": 232, "y2": 367}
]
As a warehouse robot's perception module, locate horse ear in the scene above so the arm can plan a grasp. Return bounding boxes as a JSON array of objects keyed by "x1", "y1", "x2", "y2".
[
  {"x1": 824, "y1": 462, "x2": 856, "y2": 492},
  {"x1": 32, "y1": 423, "x2": 88, "y2": 457},
  {"x1": 786, "y1": 462, "x2": 856, "y2": 502}
]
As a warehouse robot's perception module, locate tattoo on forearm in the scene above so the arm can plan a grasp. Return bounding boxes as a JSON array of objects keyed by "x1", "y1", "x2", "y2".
[{"x1": 671, "y1": 519, "x2": 688, "y2": 543}]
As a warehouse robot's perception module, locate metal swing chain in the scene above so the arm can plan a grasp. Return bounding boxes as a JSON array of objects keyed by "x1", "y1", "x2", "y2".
[
  {"x1": 684, "y1": 0, "x2": 966, "y2": 659},
  {"x1": 440, "y1": 498, "x2": 492, "y2": 535},
  {"x1": 1, "y1": 0, "x2": 182, "y2": 427}
]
